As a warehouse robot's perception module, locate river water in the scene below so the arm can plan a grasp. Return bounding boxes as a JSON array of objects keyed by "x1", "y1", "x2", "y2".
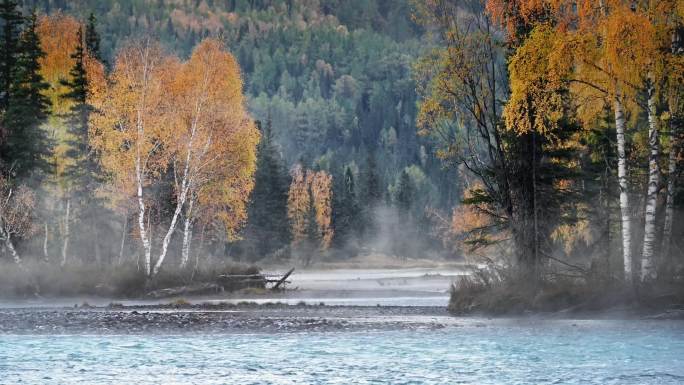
[{"x1": 2, "y1": 318, "x2": 684, "y2": 384}]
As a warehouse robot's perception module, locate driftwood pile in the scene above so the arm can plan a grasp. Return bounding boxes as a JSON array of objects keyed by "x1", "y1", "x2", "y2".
[{"x1": 146, "y1": 268, "x2": 294, "y2": 299}]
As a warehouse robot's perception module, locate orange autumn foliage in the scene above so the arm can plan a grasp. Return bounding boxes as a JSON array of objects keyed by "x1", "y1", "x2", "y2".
[
  {"x1": 287, "y1": 165, "x2": 334, "y2": 250},
  {"x1": 450, "y1": 182, "x2": 506, "y2": 253},
  {"x1": 37, "y1": 12, "x2": 80, "y2": 114},
  {"x1": 91, "y1": 37, "x2": 259, "y2": 257}
]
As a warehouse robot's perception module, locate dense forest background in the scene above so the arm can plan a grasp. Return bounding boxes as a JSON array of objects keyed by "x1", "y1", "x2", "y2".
[{"x1": 8, "y1": 0, "x2": 462, "y2": 266}]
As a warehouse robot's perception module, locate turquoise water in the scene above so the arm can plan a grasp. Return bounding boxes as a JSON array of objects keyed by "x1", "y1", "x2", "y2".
[{"x1": 2, "y1": 319, "x2": 684, "y2": 384}]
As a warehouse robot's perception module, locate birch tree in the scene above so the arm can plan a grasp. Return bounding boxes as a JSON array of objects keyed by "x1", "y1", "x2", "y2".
[
  {"x1": 92, "y1": 38, "x2": 258, "y2": 276},
  {"x1": 172, "y1": 38, "x2": 259, "y2": 269},
  {"x1": 91, "y1": 39, "x2": 174, "y2": 277},
  {"x1": 0, "y1": 176, "x2": 36, "y2": 265},
  {"x1": 544, "y1": 0, "x2": 657, "y2": 284}
]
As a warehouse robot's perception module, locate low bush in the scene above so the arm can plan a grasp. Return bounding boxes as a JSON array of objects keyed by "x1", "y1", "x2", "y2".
[
  {"x1": 0, "y1": 259, "x2": 261, "y2": 299},
  {"x1": 448, "y1": 265, "x2": 684, "y2": 315}
]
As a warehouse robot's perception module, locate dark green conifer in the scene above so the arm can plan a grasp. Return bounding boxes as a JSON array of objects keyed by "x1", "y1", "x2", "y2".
[
  {"x1": 0, "y1": 0, "x2": 22, "y2": 109},
  {"x1": 395, "y1": 170, "x2": 414, "y2": 218},
  {"x1": 85, "y1": 13, "x2": 102, "y2": 63},
  {"x1": 1, "y1": 10, "x2": 51, "y2": 179},
  {"x1": 333, "y1": 166, "x2": 360, "y2": 248},
  {"x1": 241, "y1": 119, "x2": 292, "y2": 258},
  {"x1": 61, "y1": 25, "x2": 107, "y2": 264}
]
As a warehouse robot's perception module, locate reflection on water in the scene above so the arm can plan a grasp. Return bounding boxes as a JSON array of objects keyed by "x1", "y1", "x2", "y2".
[{"x1": 2, "y1": 319, "x2": 684, "y2": 384}]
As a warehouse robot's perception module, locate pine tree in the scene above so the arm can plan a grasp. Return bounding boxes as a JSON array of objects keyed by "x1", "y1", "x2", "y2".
[
  {"x1": 62, "y1": 26, "x2": 91, "y2": 183},
  {"x1": 395, "y1": 170, "x2": 414, "y2": 218},
  {"x1": 333, "y1": 166, "x2": 360, "y2": 248},
  {"x1": 362, "y1": 152, "x2": 382, "y2": 205},
  {"x1": 241, "y1": 119, "x2": 291, "y2": 258},
  {"x1": 61, "y1": 24, "x2": 108, "y2": 264},
  {"x1": 1, "y1": 10, "x2": 51, "y2": 179},
  {"x1": 0, "y1": 0, "x2": 22, "y2": 110},
  {"x1": 85, "y1": 13, "x2": 102, "y2": 63}
]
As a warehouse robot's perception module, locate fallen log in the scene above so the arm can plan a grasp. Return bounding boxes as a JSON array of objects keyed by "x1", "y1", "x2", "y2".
[
  {"x1": 272, "y1": 268, "x2": 295, "y2": 290},
  {"x1": 146, "y1": 282, "x2": 222, "y2": 299}
]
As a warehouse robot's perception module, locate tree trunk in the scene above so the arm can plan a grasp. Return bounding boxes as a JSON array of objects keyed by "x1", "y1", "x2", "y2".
[
  {"x1": 43, "y1": 221, "x2": 49, "y2": 261},
  {"x1": 180, "y1": 195, "x2": 195, "y2": 268},
  {"x1": 135, "y1": 154, "x2": 152, "y2": 276},
  {"x1": 640, "y1": 82, "x2": 660, "y2": 282},
  {"x1": 0, "y1": 219, "x2": 21, "y2": 265},
  {"x1": 662, "y1": 113, "x2": 680, "y2": 266},
  {"x1": 94, "y1": 218, "x2": 101, "y2": 265},
  {"x1": 614, "y1": 97, "x2": 633, "y2": 284},
  {"x1": 662, "y1": 25, "x2": 683, "y2": 267},
  {"x1": 152, "y1": 179, "x2": 190, "y2": 276},
  {"x1": 61, "y1": 198, "x2": 71, "y2": 266},
  {"x1": 151, "y1": 117, "x2": 202, "y2": 277},
  {"x1": 118, "y1": 216, "x2": 127, "y2": 265}
]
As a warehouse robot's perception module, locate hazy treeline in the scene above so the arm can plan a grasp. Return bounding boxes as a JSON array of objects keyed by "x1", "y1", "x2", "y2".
[{"x1": 1, "y1": 0, "x2": 468, "y2": 292}]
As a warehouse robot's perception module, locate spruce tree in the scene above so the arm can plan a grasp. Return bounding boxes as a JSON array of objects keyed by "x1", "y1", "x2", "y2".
[
  {"x1": 395, "y1": 170, "x2": 414, "y2": 218},
  {"x1": 62, "y1": 26, "x2": 90, "y2": 183},
  {"x1": 333, "y1": 166, "x2": 360, "y2": 248},
  {"x1": 85, "y1": 13, "x2": 102, "y2": 63},
  {"x1": 359, "y1": 152, "x2": 382, "y2": 238},
  {"x1": 1, "y1": 10, "x2": 51, "y2": 179},
  {"x1": 61, "y1": 25, "x2": 107, "y2": 264},
  {"x1": 0, "y1": 0, "x2": 22, "y2": 110},
  {"x1": 241, "y1": 119, "x2": 291, "y2": 258}
]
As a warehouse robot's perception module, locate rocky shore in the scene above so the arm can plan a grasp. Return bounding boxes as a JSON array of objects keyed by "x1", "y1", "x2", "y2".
[{"x1": 0, "y1": 303, "x2": 453, "y2": 334}]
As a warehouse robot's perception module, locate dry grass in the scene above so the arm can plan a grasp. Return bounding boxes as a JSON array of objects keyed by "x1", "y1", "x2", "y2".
[
  {"x1": 446, "y1": 265, "x2": 684, "y2": 315},
  {"x1": 0, "y1": 259, "x2": 261, "y2": 299}
]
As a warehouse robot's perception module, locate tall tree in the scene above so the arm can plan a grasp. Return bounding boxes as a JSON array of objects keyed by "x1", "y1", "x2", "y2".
[
  {"x1": 0, "y1": 0, "x2": 22, "y2": 110},
  {"x1": 1, "y1": 10, "x2": 51, "y2": 180},
  {"x1": 241, "y1": 119, "x2": 291, "y2": 258},
  {"x1": 60, "y1": 24, "x2": 107, "y2": 264},
  {"x1": 84, "y1": 13, "x2": 102, "y2": 63},
  {"x1": 92, "y1": 38, "x2": 259, "y2": 277},
  {"x1": 333, "y1": 166, "x2": 360, "y2": 247},
  {"x1": 395, "y1": 169, "x2": 414, "y2": 218}
]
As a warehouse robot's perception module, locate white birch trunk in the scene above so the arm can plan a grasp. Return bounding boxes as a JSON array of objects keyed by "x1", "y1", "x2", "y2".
[
  {"x1": 640, "y1": 83, "x2": 660, "y2": 281},
  {"x1": 151, "y1": 137, "x2": 195, "y2": 276},
  {"x1": 151, "y1": 108, "x2": 206, "y2": 276},
  {"x1": 135, "y1": 141, "x2": 152, "y2": 276},
  {"x1": 0, "y1": 219, "x2": 21, "y2": 265},
  {"x1": 662, "y1": 118, "x2": 679, "y2": 262},
  {"x1": 615, "y1": 97, "x2": 633, "y2": 284},
  {"x1": 61, "y1": 198, "x2": 70, "y2": 266},
  {"x1": 152, "y1": 179, "x2": 189, "y2": 276},
  {"x1": 180, "y1": 195, "x2": 195, "y2": 268}
]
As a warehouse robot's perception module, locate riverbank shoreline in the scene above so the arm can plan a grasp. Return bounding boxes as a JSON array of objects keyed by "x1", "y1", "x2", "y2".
[{"x1": 1, "y1": 300, "x2": 683, "y2": 335}]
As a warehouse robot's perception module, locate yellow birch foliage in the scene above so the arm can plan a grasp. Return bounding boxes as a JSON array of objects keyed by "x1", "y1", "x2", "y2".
[
  {"x1": 169, "y1": 38, "x2": 259, "y2": 239},
  {"x1": 287, "y1": 164, "x2": 310, "y2": 245},
  {"x1": 90, "y1": 39, "x2": 173, "y2": 194},
  {"x1": 37, "y1": 12, "x2": 80, "y2": 114},
  {"x1": 287, "y1": 165, "x2": 334, "y2": 250},
  {"x1": 503, "y1": 24, "x2": 567, "y2": 137},
  {"x1": 91, "y1": 38, "x2": 259, "y2": 240},
  {"x1": 309, "y1": 170, "x2": 334, "y2": 249}
]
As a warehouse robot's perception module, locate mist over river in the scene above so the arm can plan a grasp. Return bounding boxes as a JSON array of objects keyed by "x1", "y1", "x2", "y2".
[{"x1": 2, "y1": 319, "x2": 684, "y2": 384}]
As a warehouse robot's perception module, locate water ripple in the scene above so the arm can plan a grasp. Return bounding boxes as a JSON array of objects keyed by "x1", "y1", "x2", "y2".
[{"x1": 1, "y1": 321, "x2": 684, "y2": 384}]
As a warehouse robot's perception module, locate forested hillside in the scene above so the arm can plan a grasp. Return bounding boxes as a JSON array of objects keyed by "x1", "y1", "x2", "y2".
[{"x1": 5, "y1": 0, "x2": 461, "y2": 272}]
